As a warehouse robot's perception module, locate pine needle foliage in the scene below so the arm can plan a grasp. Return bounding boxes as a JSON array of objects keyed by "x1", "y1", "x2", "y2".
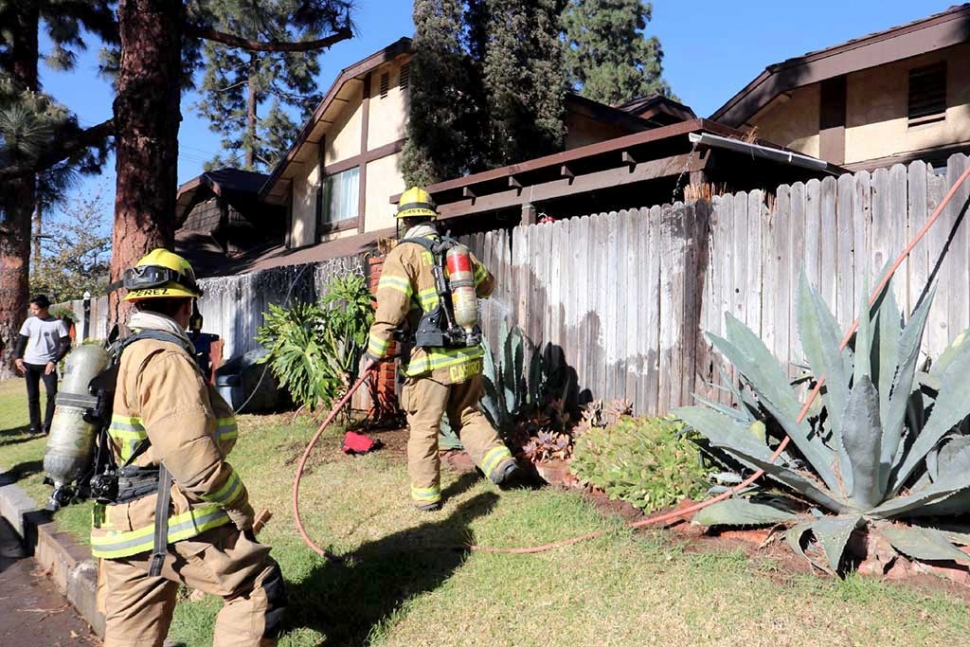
[
  {"x1": 402, "y1": 0, "x2": 566, "y2": 186},
  {"x1": 561, "y1": 0, "x2": 673, "y2": 105},
  {"x1": 192, "y1": 0, "x2": 352, "y2": 171}
]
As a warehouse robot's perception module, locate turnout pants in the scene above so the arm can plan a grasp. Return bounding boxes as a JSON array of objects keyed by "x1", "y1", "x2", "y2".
[
  {"x1": 98, "y1": 525, "x2": 285, "y2": 647},
  {"x1": 402, "y1": 374, "x2": 513, "y2": 505},
  {"x1": 23, "y1": 362, "x2": 57, "y2": 432}
]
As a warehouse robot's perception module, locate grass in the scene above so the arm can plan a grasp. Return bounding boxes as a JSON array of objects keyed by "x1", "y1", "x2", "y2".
[
  {"x1": 0, "y1": 378, "x2": 92, "y2": 541},
  {"x1": 3, "y1": 377, "x2": 970, "y2": 645}
]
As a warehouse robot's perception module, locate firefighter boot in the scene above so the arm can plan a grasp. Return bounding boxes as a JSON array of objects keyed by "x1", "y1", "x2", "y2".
[{"x1": 490, "y1": 459, "x2": 519, "y2": 485}]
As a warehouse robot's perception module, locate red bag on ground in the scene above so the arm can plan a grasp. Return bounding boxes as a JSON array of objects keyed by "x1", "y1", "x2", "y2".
[{"x1": 342, "y1": 430, "x2": 382, "y2": 454}]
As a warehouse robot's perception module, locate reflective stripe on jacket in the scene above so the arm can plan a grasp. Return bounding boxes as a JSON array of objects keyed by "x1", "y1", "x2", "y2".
[
  {"x1": 366, "y1": 225, "x2": 495, "y2": 385},
  {"x1": 90, "y1": 336, "x2": 247, "y2": 559}
]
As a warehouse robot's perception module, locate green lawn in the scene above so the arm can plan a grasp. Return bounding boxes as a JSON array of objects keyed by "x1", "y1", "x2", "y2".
[{"x1": 2, "y1": 377, "x2": 969, "y2": 646}]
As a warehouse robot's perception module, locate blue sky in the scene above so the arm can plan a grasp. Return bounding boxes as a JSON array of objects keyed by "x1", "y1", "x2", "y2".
[{"x1": 40, "y1": 0, "x2": 954, "y2": 222}]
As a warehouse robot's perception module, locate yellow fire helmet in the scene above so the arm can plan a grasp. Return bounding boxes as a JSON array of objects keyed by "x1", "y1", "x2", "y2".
[
  {"x1": 396, "y1": 186, "x2": 438, "y2": 219},
  {"x1": 123, "y1": 248, "x2": 203, "y2": 301}
]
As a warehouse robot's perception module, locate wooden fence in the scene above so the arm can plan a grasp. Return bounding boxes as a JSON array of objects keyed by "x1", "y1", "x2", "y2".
[
  {"x1": 60, "y1": 255, "x2": 363, "y2": 361},
  {"x1": 462, "y1": 155, "x2": 970, "y2": 416},
  {"x1": 59, "y1": 155, "x2": 970, "y2": 418}
]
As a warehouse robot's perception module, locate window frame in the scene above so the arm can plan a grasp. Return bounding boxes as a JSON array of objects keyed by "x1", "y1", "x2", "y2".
[{"x1": 317, "y1": 166, "x2": 360, "y2": 236}]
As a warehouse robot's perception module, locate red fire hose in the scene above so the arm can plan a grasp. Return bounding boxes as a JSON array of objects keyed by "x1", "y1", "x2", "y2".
[{"x1": 293, "y1": 164, "x2": 970, "y2": 558}]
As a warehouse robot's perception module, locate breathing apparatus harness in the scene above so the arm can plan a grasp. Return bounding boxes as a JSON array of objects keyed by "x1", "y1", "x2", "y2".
[
  {"x1": 396, "y1": 235, "x2": 482, "y2": 349},
  {"x1": 49, "y1": 256, "x2": 207, "y2": 576},
  {"x1": 66, "y1": 327, "x2": 193, "y2": 575}
]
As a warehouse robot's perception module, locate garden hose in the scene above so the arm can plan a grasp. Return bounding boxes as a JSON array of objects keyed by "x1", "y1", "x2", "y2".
[
  {"x1": 292, "y1": 369, "x2": 376, "y2": 561},
  {"x1": 293, "y1": 163, "x2": 970, "y2": 558}
]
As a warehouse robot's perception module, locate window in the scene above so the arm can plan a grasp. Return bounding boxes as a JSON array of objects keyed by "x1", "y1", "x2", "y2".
[
  {"x1": 319, "y1": 166, "x2": 359, "y2": 230},
  {"x1": 399, "y1": 63, "x2": 410, "y2": 91},
  {"x1": 908, "y1": 62, "x2": 946, "y2": 126},
  {"x1": 379, "y1": 72, "x2": 389, "y2": 99}
]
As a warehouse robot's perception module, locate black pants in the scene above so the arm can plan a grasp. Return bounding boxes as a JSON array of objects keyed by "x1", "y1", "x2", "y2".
[{"x1": 24, "y1": 363, "x2": 57, "y2": 433}]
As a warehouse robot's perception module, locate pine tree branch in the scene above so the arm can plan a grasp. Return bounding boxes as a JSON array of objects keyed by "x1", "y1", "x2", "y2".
[
  {"x1": 188, "y1": 25, "x2": 353, "y2": 53},
  {"x1": 0, "y1": 119, "x2": 114, "y2": 182}
]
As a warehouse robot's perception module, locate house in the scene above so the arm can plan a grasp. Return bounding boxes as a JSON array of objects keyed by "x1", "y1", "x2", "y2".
[
  {"x1": 174, "y1": 168, "x2": 285, "y2": 277},
  {"x1": 181, "y1": 34, "x2": 847, "y2": 277},
  {"x1": 400, "y1": 118, "x2": 843, "y2": 232},
  {"x1": 252, "y1": 37, "x2": 710, "y2": 266},
  {"x1": 712, "y1": 4, "x2": 970, "y2": 171}
]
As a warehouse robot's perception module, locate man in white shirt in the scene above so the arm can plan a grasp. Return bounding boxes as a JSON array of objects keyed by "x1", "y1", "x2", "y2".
[{"x1": 13, "y1": 295, "x2": 71, "y2": 434}]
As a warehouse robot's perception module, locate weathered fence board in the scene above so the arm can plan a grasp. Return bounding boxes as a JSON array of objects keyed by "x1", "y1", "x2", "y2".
[
  {"x1": 57, "y1": 157, "x2": 970, "y2": 420},
  {"x1": 947, "y1": 155, "x2": 970, "y2": 342}
]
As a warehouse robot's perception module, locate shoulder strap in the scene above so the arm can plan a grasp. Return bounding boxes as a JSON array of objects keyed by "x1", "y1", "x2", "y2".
[
  {"x1": 398, "y1": 236, "x2": 437, "y2": 253},
  {"x1": 122, "y1": 329, "x2": 193, "y2": 354}
]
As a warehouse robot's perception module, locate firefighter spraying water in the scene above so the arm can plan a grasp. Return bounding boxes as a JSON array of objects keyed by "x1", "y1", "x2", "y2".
[{"x1": 362, "y1": 186, "x2": 520, "y2": 510}]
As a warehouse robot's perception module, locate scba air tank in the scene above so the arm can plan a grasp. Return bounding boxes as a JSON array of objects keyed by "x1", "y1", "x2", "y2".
[
  {"x1": 44, "y1": 344, "x2": 109, "y2": 509},
  {"x1": 446, "y1": 244, "x2": 480, "y2": 335}
]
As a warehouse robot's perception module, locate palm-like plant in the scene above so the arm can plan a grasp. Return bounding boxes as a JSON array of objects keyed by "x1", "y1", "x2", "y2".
[
  {"x1": 676, "y1": 273, "x2": 970, "y2": 574},
  {"x1": 256, "y1": 273, "x2": 374, "y2": 412}
]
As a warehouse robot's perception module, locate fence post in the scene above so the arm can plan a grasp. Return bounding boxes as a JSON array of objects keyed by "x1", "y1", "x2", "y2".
[{"x1": 81, "y1": 291, "x2": 91, "y2": 342}]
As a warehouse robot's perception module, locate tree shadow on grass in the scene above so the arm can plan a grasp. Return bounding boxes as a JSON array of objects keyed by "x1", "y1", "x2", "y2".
[
  {"x1": 0, "y1": 460, "x2": 43, "y2": 486},
  {"x1": 288, "y1": 482, "x2": 498, "y2": 646}
]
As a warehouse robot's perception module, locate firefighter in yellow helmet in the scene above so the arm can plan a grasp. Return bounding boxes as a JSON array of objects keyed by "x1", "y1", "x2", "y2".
[
  {"x1": 364, "y1": 188, "x2": 520, "y2": 511},
  {"x1": 93, "y1": 249, "x2": 285, "y2": 646}
]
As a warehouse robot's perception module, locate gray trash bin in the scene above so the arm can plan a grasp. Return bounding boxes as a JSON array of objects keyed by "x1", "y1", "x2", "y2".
[{"x1": 214, "y1": 349, "x2": 287, "y2": 414}]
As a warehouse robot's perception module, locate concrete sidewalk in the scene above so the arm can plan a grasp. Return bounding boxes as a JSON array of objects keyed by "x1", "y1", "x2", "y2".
[
  {"x1": 0, "y1": 516, "x2": 100, "y2": 646},
  {"x1": 0, "y1": 468, "x2": 104, "y2": 647}
]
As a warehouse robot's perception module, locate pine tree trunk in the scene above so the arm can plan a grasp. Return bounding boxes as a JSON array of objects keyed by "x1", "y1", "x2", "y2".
[
  {"x1": 0, "y1": 6, "x2": 39, "y2": 379},
  {"x1": 33, "y1": 198, "x2": 42, "y2": 265},
  {"x1": 245, "y1": 53, "x2": 257, "y2": 170},
  {"x1": 109, "y1": 0, "x2": 183, "y2": 325}
]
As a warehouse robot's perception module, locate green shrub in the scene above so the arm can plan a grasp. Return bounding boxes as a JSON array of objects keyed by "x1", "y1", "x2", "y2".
[
  {"x1": 571, "y1": 417, "x2": 712, "y2": 514},
  {"x1": 256, "y1": 273, "x2": 373, "y2": 411}
]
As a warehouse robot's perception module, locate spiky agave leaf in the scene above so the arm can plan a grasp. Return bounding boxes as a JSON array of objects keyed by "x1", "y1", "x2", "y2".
[
  {"x1": 874, "y1": 440, "x2": 970, "y2": 518},
  {"x1": 890, "y1": 327, "x2": 970, "y2": 494},
  {"x1": 787, "y1": 523, "x2": 829, "y2": 573},
  {"x1": 692, "y1": 497, "x2": 797, "y2": 526},
  {"x1": 929, "y1": 327, "x2": 970, "y2": 378},
  {"x1": 840, "y1": 375, "x2": 882, "y2": 509},
  {"x1": 709, "y1": 316, "x2": 839, "y2": 492},
  {"x1": 879, "y1": 286, "x2": 935, "y2": 493},
  {"x1": 674, "y1": 406, "x2": 852, "y2": 513},
  {"x1": 796, "y1": 273, "x2": 852, "y2": 474},
  {"x1": 812, "y1": 515, "x2": 864, "y2": 573},
  {"x1": 876, "y1": 523, "x2": 969, "y2": 563}
]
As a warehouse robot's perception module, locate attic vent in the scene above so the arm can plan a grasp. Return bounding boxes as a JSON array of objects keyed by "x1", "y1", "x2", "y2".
[
  {"x1": 399, "y1": 63, "x2": 410, "y2": 90},
  {"x1": 908, "y1": 62, "x2": 946, "y2": 126},
  {"x1": 379, "y1": 72, "x2": 389, "y2": 99}
]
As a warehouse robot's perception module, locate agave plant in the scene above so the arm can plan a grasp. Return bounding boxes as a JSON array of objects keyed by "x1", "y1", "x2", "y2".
[
  {"x1": 675, "y1": 272, "x2": 970, "y2": 574},
  {"x1": 481, "y1": 321, "x2": 549, "y2": 432}
]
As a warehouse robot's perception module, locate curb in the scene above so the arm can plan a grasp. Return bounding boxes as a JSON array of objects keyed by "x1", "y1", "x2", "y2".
[{"x1": 0, "y1": 467, "x2": 105, "y2": 638}]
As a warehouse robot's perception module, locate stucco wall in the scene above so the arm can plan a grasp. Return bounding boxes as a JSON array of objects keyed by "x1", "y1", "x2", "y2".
[
  {"x1": 290, "y1": 163, "x2": 319, "y2": 248},
  {"x1": 844, "y1": 45, "x2": 970, "y2": 165},
  {"x1": 368, "y1": 60, "x2": 409, "y2": 150},
  {"x1": 364, "y1": 152, "x2": 405, "y2": 232},
  {"x1": 750, "y1": 84, "x2": 821, "y2": 158},
  {"x1": 324, "y1": 84, "x2": 363, "y2": 165},
  {"x1": 748, "y1": 44, "x2": 970, "y2": 167}
]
